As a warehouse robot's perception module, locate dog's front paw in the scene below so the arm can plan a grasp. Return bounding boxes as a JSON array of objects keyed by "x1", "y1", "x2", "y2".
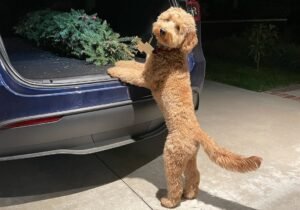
[
  {"x1": 160, "y1": 197, "x2": 180, "y2": 209},
  {"x1": 115, "y1": 60, "x2": 132, "y2": 67},
  {"x1": 107, "y1": 67, "x2": 122, "y2": 79}
]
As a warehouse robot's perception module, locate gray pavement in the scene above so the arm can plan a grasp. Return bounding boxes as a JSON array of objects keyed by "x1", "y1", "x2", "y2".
[{"x1": 1, "y1": 81, "x2": 299, "y2": 210}]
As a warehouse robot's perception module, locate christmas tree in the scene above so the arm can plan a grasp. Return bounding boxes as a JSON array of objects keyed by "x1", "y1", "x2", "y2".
[{"x1": 15, "y1": 9, "x2": 138, "y2": 66}]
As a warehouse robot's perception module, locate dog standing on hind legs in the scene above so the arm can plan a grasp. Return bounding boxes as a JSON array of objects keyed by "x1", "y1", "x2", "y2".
[{"x1": 108, "y1": 7, "x2": 262, "y2": 208}]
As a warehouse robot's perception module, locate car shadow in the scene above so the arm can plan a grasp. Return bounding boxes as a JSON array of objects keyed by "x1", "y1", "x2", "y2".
[
  {"x1": 0, "y1": 134, "x2": 256, "y2": 210},
  {"x1": 0, "y1": 154, "x2": 117, "y2": 207}
]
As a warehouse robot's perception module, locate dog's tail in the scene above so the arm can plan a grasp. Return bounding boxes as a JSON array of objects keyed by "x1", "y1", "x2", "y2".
[{"x1": 195, "y1": 129, "x2": 262, "y2": 173}]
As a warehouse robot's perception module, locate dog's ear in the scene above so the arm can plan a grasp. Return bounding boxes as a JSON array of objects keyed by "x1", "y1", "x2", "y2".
[{"x1": 181, "y1": 32, "x2": 198, "y2": 54}]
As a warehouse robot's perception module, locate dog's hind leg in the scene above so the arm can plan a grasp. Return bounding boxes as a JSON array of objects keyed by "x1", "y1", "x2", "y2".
[
  {"x1": 161, "y1": 151, "x2": 186, "y2": 208},
  {"x1": 183, "y1": 153, "x2": 200, "y2": 200},
  {"x1": 160, "y1": 136, "x2": 193, "y2": 208}
]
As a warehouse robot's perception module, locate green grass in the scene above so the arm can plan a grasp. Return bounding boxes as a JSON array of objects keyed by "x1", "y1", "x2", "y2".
[{"x1": 206, "y1": 57, "x2": 300, "y2": 92}]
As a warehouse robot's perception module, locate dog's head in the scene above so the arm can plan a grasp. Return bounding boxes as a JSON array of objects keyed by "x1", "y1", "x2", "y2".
[{"x1": 152, "y1": 7, "x2": 198, "y2": 54}]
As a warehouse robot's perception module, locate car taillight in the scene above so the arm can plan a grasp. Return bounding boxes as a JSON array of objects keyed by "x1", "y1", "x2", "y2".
[
  {"x1": 186, "y1": 0, "x2": 201, "y2": 22},
  {"x1": 2, "y1": 116, "x2": 62, "y2": 129}
]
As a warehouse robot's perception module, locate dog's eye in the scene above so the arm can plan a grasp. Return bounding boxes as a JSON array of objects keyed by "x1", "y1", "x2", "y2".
[{"x1": 176, "y1": 25, "x2": 180, "y2": 31}]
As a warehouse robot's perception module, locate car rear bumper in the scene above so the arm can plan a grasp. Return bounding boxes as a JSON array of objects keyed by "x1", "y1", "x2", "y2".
[
  {"x1": 0, "y1": 121, "x2": 168, "y2": 162},
  {"x1": 0, "y1": 98, "x2": 163, "y2": 160},
  {"x1": 0, "y1": 89, "x2": 200, "y2": 161}
]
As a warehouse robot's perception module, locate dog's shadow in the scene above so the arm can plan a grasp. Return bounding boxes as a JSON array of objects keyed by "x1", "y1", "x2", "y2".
[
  {"x1": 0, "y1": 135, "x2": 256, "y2": 210},
  {"x1": 155, "y1": 189, "x2": 256, "y2": 210}
]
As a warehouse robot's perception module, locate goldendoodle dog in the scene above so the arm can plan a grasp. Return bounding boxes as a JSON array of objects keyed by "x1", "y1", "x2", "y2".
[{"x1": 108, "y1": 7, "x2": 262, "y2": 208}]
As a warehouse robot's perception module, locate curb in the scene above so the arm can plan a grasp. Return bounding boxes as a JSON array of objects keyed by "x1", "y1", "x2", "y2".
[{"x1": 266, "y1": 86, "x2": 300, "y2": 103}]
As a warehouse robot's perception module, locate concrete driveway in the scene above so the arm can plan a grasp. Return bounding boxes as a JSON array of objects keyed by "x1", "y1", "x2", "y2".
[{"x1": 0, "y1": 81, "x2": 299, "y2": 210}]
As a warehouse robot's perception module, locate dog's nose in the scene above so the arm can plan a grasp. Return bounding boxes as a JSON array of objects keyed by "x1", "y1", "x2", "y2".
[{"x1": 160, "y1": 28, "x2": 166, "y2": 36}]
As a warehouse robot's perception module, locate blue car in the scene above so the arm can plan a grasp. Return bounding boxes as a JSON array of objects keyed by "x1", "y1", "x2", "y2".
[{"x1": 0, "y1": 0, "x2": 205, "y2": 161}]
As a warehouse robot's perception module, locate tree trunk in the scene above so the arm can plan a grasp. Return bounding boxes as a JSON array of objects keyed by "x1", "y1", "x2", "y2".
[{"x1": 256, "y1": 54, "x2": 260, "y2": 71}]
